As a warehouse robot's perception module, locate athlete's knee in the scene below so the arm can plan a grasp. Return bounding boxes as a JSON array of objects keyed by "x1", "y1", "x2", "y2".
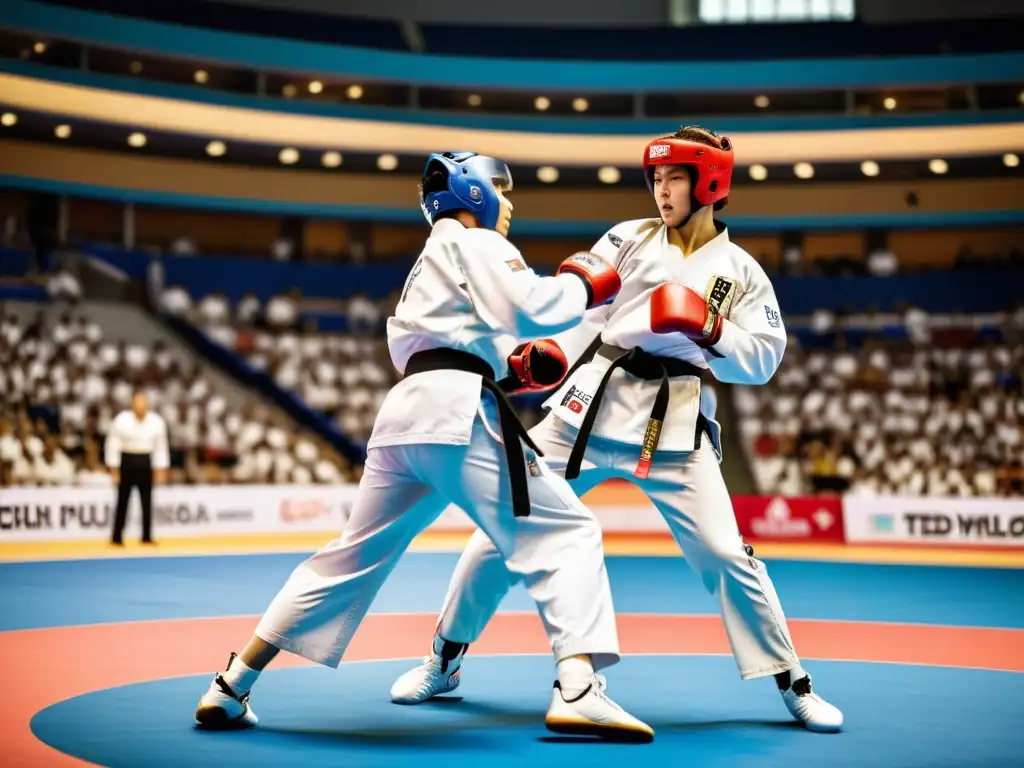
[{"x1": 699, "y1": 534, "x2": 756, "y2": 570}]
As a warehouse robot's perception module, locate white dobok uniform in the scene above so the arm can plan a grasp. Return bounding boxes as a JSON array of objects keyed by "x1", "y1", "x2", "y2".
[
  {"x1": 254, "y1": 218, "x2": 620, "y2": 670},
  {"x1": 435, "y1": 218, "x2": 802, "y2": 680}
]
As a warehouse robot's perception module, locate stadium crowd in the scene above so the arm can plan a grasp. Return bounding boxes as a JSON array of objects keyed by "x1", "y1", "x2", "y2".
[
  {"x1": 157, "y1": 285, "x2": 399, "y2": 443},
  {"x1": 738, "y1": 306, "x2": 1024, "y2": 498},
  {"x1": 0, "y1": 308, "x2": 354, "y2": 487}
]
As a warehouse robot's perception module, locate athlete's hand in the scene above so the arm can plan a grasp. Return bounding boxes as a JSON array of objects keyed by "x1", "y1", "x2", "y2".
[
  {"x1": 557, "y1": 252, "x2": 621, "y2": 308},
  {"x1": 650, "y1": 282, "x2": 723, "y2": 347},
  {"x1": 506, "y1": 339, "x2": 568, "y2": 392}
]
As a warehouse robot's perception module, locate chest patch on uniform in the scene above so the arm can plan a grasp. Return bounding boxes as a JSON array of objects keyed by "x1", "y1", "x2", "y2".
[
  {"x1": 505, "y1": 259, "x2": 526, "y2": 272},
  {"x1": 704, "y1": 275, "x2": 739, "y2": 318}
]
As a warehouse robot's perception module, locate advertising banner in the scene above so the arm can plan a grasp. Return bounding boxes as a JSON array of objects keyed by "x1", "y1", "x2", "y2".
[
  {"x1": 732, "y1": 496, "x2": 845, "y2": 543},
  {"x1": 843, "y1": 496, "x2": 1024, "y2": 548}
]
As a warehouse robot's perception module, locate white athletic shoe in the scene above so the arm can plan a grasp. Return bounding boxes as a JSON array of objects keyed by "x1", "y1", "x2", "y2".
[
  {"x1": 390, "y1": 641, "x2": 467, "y2": 704},
  {"x1": 779, "y1": 674, "x2": 843, "y2": 733},
  {"x1": 194, "y1": 654, "x2": 259, "y2": 729},
  {"x1": 545, "y1": 675, "x2": 655, "y2": 743}
]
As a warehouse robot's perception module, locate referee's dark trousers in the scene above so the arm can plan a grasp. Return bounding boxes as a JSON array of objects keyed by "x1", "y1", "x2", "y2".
[{"x1": 113, "y1": 452, "x2": 154, "y2": 544}]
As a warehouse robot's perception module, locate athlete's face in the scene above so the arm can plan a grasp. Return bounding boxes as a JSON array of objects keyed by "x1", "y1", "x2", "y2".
[
  {"x1": 652, "y1": 164, "x2": 692, "y2": 228},
  {"x1": 494, "y1": 186, "x2": 513, "y2": 238}
]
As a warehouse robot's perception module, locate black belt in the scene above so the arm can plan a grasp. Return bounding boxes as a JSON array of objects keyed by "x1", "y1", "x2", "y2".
[
  {"x1": 404, "y1": 348, "x2": 540, "y2": 517},
  {"x1": 565, "y1": 344, "x2": 706, "y2": 480}
]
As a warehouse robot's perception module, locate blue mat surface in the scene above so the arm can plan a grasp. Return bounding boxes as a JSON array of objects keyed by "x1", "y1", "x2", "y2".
[
  {"x1": 3, "y1": 553, "x2": 1023, "y2": 631},
  {"x1": 31, "y1": 655, "x2": 1024, "y2": 768}
]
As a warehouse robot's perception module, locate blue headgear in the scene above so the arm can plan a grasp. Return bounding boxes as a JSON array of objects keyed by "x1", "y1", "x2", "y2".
[{"x1": 419, "y1": 151, "x2": 513, "y2": 231}]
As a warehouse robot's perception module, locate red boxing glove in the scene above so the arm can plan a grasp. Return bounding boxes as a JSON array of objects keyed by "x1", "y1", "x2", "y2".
[
  {"x1": 506, "y1": 339, "x2": 568, "y2": 392},
  {"x1": 556, "y1": 251, "x2": 621, "y2": 309},
  {"x1": 650, "y1": 282, "x2": 723, "y2": 347}
]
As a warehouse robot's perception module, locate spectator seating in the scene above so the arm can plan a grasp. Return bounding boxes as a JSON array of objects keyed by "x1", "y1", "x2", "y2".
[
  {"x1": 736, "y1": 308, "x2": 1024, "y2": 498},
  {"x1": 0, "y1": 308, "x2": 352, "y2": 487},
  {"x1": 166, "y1": 287, "x2": 398, "y2": 443}
]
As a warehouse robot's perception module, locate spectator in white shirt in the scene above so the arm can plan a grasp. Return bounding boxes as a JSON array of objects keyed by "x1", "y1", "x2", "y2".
[
  {"x1": 266, "y1": 290, "x2": 300, "y2": 329},
  {"x1": 198, "y1": 292, "x2": 231, "y2": 326},
  {"x1": 236, "y1": 292, "x2": 262, "y2": 326},
  {"x1": 347, "y1": 293, "x2": 381, "y2": 335},
  {"x1": 34, "y1": 435, "x2": 77, "y2": 486},
  {"x1": 160, "y1": 285, "x2": 193, "y2": 316}
]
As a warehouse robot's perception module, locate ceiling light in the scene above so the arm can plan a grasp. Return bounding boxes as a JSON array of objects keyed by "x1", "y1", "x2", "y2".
[
  {"x1": 54, "y1": 124, "x2": 71, "y2": 139},
  {"x1": 860, "y1": 160, "x2": 880, "y2": 177},
  {"x1": 308, "y1": 80, "x2": 323, "y2": 94},
  {"x1": 883, "y1": 97, "x2": 897, "y2": 111},
  {"x1": 534, "y1": 96, "x2": 551, "y2": 112},
  {"x1": 794, "y1": 162, "x2": 814, "y2": 180},
  {"x1": 467, "y1": 94, "x2": 482, "y2": 107},
  {"x1": 346, "y1": 84, "x2": 364, "y2": 100},
  {"x1": 377, "y1": 153, "x2": 398, "y2": 171},
  {"x1": 754, "y1": 94, "x2": 770, "y2": 109},
  {"x1": 279, "y1": 147, "x2": 299, "y2": 165},
  {"x1": 206, "y1": 140, "x2": 226, "y2": 157},
  {"x1": 33, "y1": 41, "x2": 47, "y2": 54},
  {"x1": 749, "y1": 164, "x2": 768, "y2": 181},
  {"x1": 1, "y1": 112, "x2": 18, "y2": 127},
  {"x1": 597, "y1": 166, "x2": 620, "y2": 184},
  {"x1": 928, "y1": 159, "x2": 948, "y2": 175},
  {"x1": 572, "y1": 98, "x2": 589, "y2": 113},
  {"x1": 1003, "y1": 153, "x2": 1020, "y2": 168},
  {"x1": 537, "y1": 166, "x2": 559, "y2": 183},
  {"x1": 194, "y1": 69, "x2": 209, "y2": 84},
  {"x1": 130, "y1": 60, "x2": 143, "y2": 74},
  {"x1": 322, "y1": 151, "x2": 343, "y2": 168},
  {"x1": 282, "y1": 84, "x2": 297, "y2": 98},
  {"x1": 127, "y1": 132, "x2": 147, "y2": 148}
]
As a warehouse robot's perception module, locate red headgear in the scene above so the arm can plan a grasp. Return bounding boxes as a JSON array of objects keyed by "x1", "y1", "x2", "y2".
[{"x1": 642, "y1": 126, "x2": 734, "y2": 208}]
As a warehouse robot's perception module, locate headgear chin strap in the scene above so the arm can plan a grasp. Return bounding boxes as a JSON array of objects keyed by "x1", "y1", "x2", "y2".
[{"x1": 642, "y1": 126, "x2": 734, "y2": 209}]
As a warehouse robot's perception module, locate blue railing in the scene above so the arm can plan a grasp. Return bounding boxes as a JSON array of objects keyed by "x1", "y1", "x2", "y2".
[
  {"x1": 4, "y1": 0, "x2": 1024, "y2": 92},
  {"x1": 13, "y1": 177, "x2": 1023, "y2": 238},
  {"x1": 83, "y1": 244, "x2": 1024, "y2": 317}
]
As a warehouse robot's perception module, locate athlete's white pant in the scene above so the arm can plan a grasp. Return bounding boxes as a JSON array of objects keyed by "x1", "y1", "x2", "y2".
[
  {"x1": 253, "y1": 411, "x2": 620, "y2": 670},
  {"x1": 436, "y1": 413, "x2": 800, "y2": 680}
]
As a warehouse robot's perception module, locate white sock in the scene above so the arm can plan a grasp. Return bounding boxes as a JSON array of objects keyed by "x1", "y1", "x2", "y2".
[
  {"x1": 557, "y1": 656, "x2": 594, "y2": 698},
  {"x1": 222, "y1": 656, "x2": 261, "y2": 696}
]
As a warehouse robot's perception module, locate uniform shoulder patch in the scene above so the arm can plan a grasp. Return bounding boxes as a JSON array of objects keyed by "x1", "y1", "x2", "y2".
[
  {"x1": 704, "y1": 275, "x2": 740, "y2": 318},
  {"x1": 606, "y1": 232, "x2": 623, "y2": 248},
  {"x1": 505, "y1": 258, "x2": 526, "y2": 272}
]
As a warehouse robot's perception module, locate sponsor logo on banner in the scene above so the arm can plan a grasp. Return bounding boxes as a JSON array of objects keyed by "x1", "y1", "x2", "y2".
[
  {"x1": 0, "y1": 486, "x2": 350, "y2": 542},
  {"x1": 0, "y1": 499, "x2": 211, "y2": 531},
  {"x1": 733, "y1": 496, "x2": 844, "y2": 543},
  {"x1": 844, "y1": 497, "x2": 1024, "y2": 548},
  {"x1": 279, "y1": 498, "x2": 332, "y2": 523}
]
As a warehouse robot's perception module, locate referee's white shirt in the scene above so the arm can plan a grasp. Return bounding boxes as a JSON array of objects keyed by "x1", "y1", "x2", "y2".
[{"x1": 104, "y1": 411, "x2": 171, "y2": 470}]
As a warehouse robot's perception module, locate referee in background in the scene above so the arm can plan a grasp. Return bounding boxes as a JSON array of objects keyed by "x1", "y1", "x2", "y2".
[{"x1": 104, "y1": 390, "x2": 170, "y2": 546}]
